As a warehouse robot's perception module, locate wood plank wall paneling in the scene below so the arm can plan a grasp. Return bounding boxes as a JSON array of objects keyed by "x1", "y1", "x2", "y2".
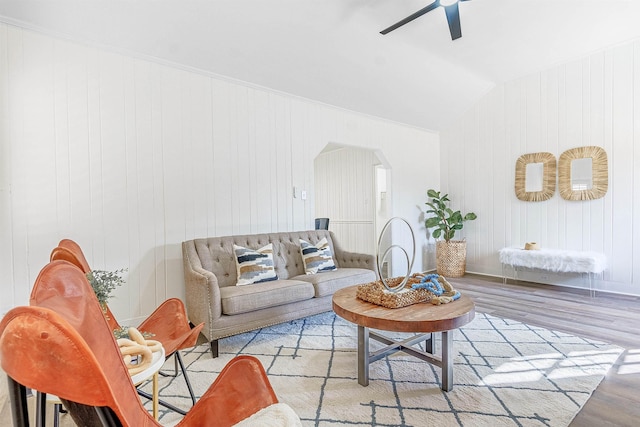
[
  {"x1": 0, "y1": 24, "x2": 12, "y2": 315},
  {"x1": 441, "y1": 39, "x2": 640, "y2": 296},
  {"x1": 0, "y1": 23, "x2": 439, "y2": 322},
  {"x1": 634, "y1": 42, "x2": 640, "y2": 287}
]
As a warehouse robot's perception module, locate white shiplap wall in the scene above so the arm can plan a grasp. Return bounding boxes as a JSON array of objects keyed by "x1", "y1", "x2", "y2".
[
  {"x1": 441, "y1": 39, "x2": 640, "y2": 295},
  {"x1": 0, "y1": 24, "x2": 439, "y2": 322}
]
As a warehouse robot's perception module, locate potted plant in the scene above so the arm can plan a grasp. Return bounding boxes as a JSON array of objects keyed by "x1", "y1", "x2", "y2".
[
  {"x1": 424, "y1": 189, "x2": 477, "y2": 277},
  {"x1": 86, "y1": 268, "x2": 126, "y2": 313}
]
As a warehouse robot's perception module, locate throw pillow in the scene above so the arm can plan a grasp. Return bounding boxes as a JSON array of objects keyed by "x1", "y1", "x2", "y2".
[
  {"x1": 299, "y1": 238, "x2": 337, "y2": 274},
  {"x1": 233, "y1": 243, "x2": 278, "y2": 286}
]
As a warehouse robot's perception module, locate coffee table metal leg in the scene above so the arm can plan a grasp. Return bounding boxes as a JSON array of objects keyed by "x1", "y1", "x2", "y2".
[
  {"x1": 356, "y1": 326, "x2": 454, "y2": 391},
  {"x1": 358, "y1": 325, "x2": 369, "y2": 386},
  {"x1": 441, "y1": 330, "x2": 453, "y2": 391},
  {"x1": 426, "y1": 332, "x2": 434, "y2": 354}
]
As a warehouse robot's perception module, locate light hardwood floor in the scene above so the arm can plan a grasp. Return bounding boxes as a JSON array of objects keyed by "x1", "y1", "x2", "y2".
[{"x1": 450, "y1": 274, "x2": 640, "y2": 427}]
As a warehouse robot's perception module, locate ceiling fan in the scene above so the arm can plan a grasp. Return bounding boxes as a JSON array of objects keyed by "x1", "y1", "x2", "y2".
[{"x1": 380, "y1": 0, "x2": 471, "y2": 41}]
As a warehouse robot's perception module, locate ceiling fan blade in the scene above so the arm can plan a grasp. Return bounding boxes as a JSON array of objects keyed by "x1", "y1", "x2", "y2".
[
  {"x1": 443, "y1": 3, "x2": 462, "y2": 40},
  {"x1": 380, "y1": 2, "x2": 439, "y2": 35}
]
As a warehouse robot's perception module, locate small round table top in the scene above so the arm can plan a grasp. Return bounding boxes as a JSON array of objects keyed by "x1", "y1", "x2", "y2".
[
  {"x1": 332, "y1": 285, "x2": 475, "y2": 333},
  {"x1": 131, "y1": 347, "x2": 165, "y2": 386}
]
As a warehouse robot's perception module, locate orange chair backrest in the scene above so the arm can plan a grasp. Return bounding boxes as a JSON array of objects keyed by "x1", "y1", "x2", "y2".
[
  {"x1": 50, "y1": 239, "x2": 92, "y2": 273},
  {"x1": 50, "y1": 242, "x2": 122, "y2": 331},
  {"x1": 137, "y1": 298, "x2": 204, "y2": 353},
  {"x1": 0, "y1": 306, "x2": 113, "y2": 406},
  {"x1": 28, "y1": 260, "x2": 157, "y2": 426}
]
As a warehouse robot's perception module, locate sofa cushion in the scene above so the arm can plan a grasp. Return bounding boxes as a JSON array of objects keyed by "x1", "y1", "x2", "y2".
[
  {"x1": 233, "y1": 243, "x2": 278, "y2": 286},
  {"x1": 299, "y1": 238, "x2": 337, "y2": 274},
  {"x1": 219, "y1": 280, "x2": 315, "y2": 315},
  {"x1": 292, "y1": 268, "x2": 376, "y2": 298}
]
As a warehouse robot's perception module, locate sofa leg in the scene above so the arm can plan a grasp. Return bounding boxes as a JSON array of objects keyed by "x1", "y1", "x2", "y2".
[{"x1": 210, "y1": 340, "x2": 219, "y2": 358}]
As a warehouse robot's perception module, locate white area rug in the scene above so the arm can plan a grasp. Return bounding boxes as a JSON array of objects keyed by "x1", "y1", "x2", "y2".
[{"x1": 141, "y1": 312, "x2": 622, "y2": 427}]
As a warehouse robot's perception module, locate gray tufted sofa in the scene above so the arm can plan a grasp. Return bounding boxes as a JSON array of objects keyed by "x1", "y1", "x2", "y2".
[{"x1": 182, "y1": 230, "x2": 377, "y2": 357}]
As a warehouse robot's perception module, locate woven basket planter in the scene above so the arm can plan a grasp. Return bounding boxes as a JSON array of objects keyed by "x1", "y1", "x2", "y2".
[{"x1": 436, "y1": 240, "x2": 467, "y2": 277}]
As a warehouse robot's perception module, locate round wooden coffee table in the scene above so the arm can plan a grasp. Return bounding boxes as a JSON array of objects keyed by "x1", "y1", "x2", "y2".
[{"x1": 332, "y1": 285, "x2": 475, "y2": 391}]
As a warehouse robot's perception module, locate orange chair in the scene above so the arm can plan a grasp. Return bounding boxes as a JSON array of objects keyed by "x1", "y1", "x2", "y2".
[
  {"x1": 50, "y1": 239, "x2": 204, "y2": 410},
  {"x1": 0, "y1": 260, "x2": 281, "y2": 426}
]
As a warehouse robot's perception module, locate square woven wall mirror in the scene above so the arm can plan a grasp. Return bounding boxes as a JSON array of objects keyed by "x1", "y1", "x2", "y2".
[
  {"x1": 558, "y1": 146, "x2": 608, "y2": 201},
  {"x1": 515, "y1": 152, "x2": 556, "y2": 202}
]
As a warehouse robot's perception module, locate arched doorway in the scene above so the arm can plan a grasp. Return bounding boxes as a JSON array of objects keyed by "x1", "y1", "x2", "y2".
[{"x1": 314, "y1": 144, "x2": 391, "y2": 274}]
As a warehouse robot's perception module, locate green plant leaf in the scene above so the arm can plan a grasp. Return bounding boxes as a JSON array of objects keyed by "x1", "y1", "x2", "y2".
[
  {"x1": 424, "y1": 189, "x2": 476, "y2": 242},
  {"x1": 425, "y1": 217, "x2": 441, "y2": 228}
]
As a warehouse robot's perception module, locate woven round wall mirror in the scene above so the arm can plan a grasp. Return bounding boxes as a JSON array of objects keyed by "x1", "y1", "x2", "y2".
[
  {"x1": 558, "y1": 146, "x2": 608, "y2": 201},
  {"x1": 514, "y1": 152, "x2": 556, "y2": 202}
]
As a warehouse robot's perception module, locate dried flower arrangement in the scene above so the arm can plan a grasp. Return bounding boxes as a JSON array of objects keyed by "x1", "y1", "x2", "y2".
[{"x1": 86, "y1": 268, "x2": 127, "y2": 306}]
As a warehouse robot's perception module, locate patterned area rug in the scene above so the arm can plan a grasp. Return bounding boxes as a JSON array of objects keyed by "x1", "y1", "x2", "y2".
[{"x1": 141, "y1": 312, "x2": 622, "y2": 427}]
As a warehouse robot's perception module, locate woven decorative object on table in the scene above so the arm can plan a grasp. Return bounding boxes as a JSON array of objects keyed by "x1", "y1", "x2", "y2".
[
  {"x1": 357, "y1": 273, "x2": 461, "y2": 308},
  {"x1": 357, "y1": 278, "x2": 431, "y2": 308},
  {"x1": 436, "y1": 240, "x2": 466, "y2": 278}
]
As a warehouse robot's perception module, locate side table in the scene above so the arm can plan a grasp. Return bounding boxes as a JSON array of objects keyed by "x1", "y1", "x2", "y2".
[{"x1": 131, "y1": 347, "x2": 166, "y2": 419}]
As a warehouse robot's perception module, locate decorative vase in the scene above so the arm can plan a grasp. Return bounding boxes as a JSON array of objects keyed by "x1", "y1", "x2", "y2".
[{"x1": 436, "y1": 240, "x2": 467, "y2": 278}]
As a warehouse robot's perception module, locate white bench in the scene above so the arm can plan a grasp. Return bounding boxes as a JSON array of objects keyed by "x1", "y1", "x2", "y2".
[{"x1": 499, "y1": 247, "x2": 607, "y2": 295}]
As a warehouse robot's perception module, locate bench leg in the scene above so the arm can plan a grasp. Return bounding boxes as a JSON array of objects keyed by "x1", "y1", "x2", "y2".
[{"x1": 587, "y1": 272, "x2": 597, "y2": 298}]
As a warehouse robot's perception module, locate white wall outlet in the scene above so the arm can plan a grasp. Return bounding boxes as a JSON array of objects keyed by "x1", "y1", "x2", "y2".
[{"x1": 301, "y1": 190, "x2": 307, "y2": 200}]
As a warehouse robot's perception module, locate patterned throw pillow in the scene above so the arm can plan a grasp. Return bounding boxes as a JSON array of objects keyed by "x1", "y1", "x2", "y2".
[
  {"x1": 299, "y1": 238, "x2": 337, "y2": 274},
  {"x1": 233, "y1": 243, "x2": 278, "y2": 286}
]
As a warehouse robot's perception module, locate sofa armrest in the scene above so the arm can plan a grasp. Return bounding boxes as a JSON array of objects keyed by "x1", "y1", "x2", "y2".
[
  {"x1": 335, "y1": 249, "x2": 377, "y2": 272},
  {"x1": 182, "y1": 241, "x2": 222, "y2": 343},
  {"x1": 329, "y1": 231, "x2": 378, "y2": 277}
]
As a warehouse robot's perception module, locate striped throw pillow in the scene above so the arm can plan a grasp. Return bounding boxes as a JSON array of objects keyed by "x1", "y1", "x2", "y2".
[
  {"x1": 233, "y1": 243, "x2": 278, "y2": 286},
  {"x1": 299, "y1": 238, "x2": 337, "y2": 274}
]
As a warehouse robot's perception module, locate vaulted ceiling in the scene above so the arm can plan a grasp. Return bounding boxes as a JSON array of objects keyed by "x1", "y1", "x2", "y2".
[{"x1": 1, "y1": 0, "x2": 639, "y2": 131}]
